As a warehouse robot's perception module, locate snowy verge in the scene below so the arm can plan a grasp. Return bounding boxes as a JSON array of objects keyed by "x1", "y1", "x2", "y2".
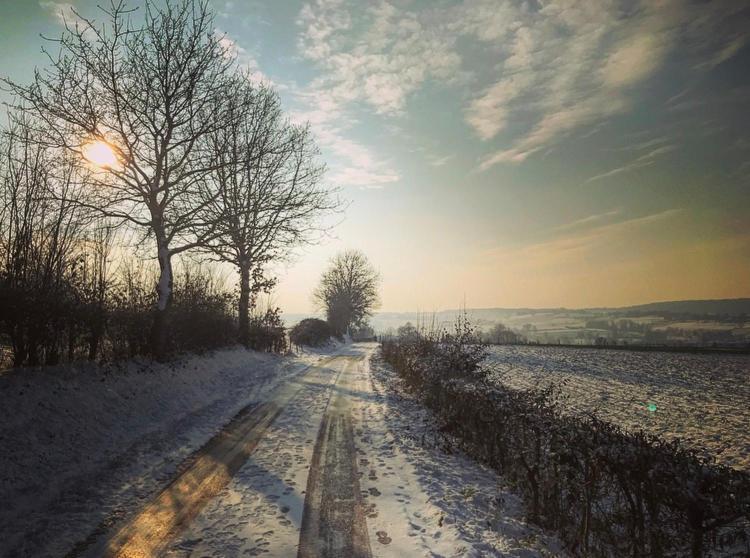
[
  {"x1": 0, "y1": 345, "x2": 335, "y2": 557},
  {"x1": 366, "y1": 348, "x2": 566, "y2": 557}
]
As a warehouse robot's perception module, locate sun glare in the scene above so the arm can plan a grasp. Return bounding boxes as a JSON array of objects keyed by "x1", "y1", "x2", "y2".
[{"x1": 82, "y1": 140, "x2": 119, "y2": 169}]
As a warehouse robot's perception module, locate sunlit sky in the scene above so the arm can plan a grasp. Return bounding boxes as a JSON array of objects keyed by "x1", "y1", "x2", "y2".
[{"x1": 2, "y1": 0, "x2": 749, "y2": 313}]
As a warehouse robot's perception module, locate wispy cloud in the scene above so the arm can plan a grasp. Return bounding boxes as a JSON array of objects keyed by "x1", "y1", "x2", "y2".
[
  {"x1": 585, "y1": 144, "x2": 677, "y2": 184},
  {"x1": 327, "y1": 166, "x2": 399, "y2": 189},
  {"x1": 216, "y1": 17, "x2": 398, "y2": 189},
  {"x1": 292, "y1": 0, "x2": 747, "y2": 180},
  {"x1": 488, "y1": 209, "x2": 684, "y2": 266},
  {"x1": 479, "y1": 98, "x2": 629, "y2": 169},
  {"x1": 39, "y1": 1, "x2": 86, "y2": 28},
  {"x1": 638, "y1": 145, "x2": 678, "y2": 160},
  {"x1": 463, "y1": 1, "x2": 748, "y2": 171},
  {"x1": 289, "y1": 86, "x2": 401, "y2": 189},
  {"x1": 311, "y1": 121, "x2": 399, "y2": 188},
  {"x1": 465, "y1": 2, "x2": 670, "y2": 169},
  {"x1": 553, "y1": 210, "x2": 621, "y2": 233},
  {"x1": 601, "y1": 33, "x2": 668, "y2": 89},
  {"x1": 295, "y1": 0, "x2": 467, "y2": 187},
  {"x1": 297, "y1": 0, "x2": 460, "y2": 116},
  {"x1": 465, "y1": 74, "x2": 530, "y2": 141},
  {"x1": 607, "y1": 136, "x2": 671, "y2": 153},
  {"x1": 696, "y1": 31, "x2": 750, "y2": 70},
  {"x1": 584, "y1": 161, "x2": 656, "y2": 184},
  {"x1": 425, "y1": 153, "x2": 454, "y2": 167},
  {"x1": 214, "y1": 30, "x2": 276, "y2": 87}
]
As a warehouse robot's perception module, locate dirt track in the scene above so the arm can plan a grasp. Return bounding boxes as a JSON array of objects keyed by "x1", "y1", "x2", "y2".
[
  {"x1": 74, "y1": 352, "x2": 371, "y2": 558},
  {"x1": 59, "y1": 344, "x2": 560, "y2": 558},
  {"x1": 298, "y1": 356, "x2": 372, "y2": 558}
]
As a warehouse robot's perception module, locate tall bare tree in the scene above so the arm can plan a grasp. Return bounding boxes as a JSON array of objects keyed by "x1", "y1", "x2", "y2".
[
  {"x1": 314, "y1": 250, "x2": 380, "y2": 336},
  {"x1": 5, "y1": 0, "x2": 246, "y2": 357},
  {"x1": 198, "y1": 79, "x2": 335, "y2": 345}
]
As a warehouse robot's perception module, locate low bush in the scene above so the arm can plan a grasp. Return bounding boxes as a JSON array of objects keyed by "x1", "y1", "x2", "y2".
[
  {"x1": 167, "y1": 264, "x2": 237, "y2": 353},
  {"x1": 381, "y1": 321, "x2": 750, "y2": 557},
  {"x1": 0, "y1": 256, "x2": 292, "y2": 366},
  {"x1": 247, "y1": 307, "x2": 287, "y2": 353},
  {"x1": 289, "y1": 318, "x2": 335, "y2": 348}
]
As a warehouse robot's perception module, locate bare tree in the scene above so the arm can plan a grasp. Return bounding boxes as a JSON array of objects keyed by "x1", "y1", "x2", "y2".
[
  {"x1": 0, "y1": 118, "x2": 92, "y2": 365},
  {"x1": 5, "y1": 0, "x2": 246, "y2": 357},
  {"x1": 198, "y1": 79, "x2": 335, "y2": 345},
  {"x1": 314, "y1": 250, "x2": 380, "y2": 336},
  {"x1": 76, "y1": 221, "x2": 116, "y2": 361}
]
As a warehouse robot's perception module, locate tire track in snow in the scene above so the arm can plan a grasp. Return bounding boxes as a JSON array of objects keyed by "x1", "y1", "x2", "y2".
[
  {"x1": 100, "y1": 401, "x2": 283, "y2": 558},
  {"x1": 298, "y1": 356, "x2": 372, "y2": 558},
  {"x1": 71, "y1": 355, "x2": 341, "y2": 558},
  {"x1": 164, "y1": 351, "x2": 350, "y2": 557}
]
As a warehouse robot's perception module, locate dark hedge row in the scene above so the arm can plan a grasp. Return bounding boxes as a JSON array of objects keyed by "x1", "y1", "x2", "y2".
[
  {"x1": 381, "y1": 333, "x2": 750, "y2": 557},
  {"x1": 1, "y1": 259, "x2": 287, "y2": 368},
  {"x1": 288, "y1": 317, "x2": 336, "y2": 348}
]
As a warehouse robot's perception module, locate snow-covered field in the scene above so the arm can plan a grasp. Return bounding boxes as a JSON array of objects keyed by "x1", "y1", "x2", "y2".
[
  {"x1": 484, "y1": 345, "x2": 750, "y2": 471},
  {"x1": 0, "y1": 345, "x2": 335, "y2": 557}
]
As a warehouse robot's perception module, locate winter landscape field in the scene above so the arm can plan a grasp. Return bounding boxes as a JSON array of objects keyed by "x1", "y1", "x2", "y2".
[
  {"x1": 2, "y1": 0, "x2": 750, "y2": 556},
  {"x1": 484, "y1": 345, "x2": 750, "y2": 471}
]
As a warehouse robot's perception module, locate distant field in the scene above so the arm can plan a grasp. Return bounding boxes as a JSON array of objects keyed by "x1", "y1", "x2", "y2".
[{"x1": 484, "y1": 345, "x2": 750, "y2": 471}]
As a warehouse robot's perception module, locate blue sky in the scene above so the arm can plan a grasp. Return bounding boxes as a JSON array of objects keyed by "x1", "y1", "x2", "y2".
[{"x1": 2, "y1": 0, "x2": 749, "y2": 312}]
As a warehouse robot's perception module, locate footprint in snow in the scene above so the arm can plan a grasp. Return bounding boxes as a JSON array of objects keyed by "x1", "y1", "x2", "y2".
[{"x1": 376, "y1": 530, "x2": 392, "y2": 545}]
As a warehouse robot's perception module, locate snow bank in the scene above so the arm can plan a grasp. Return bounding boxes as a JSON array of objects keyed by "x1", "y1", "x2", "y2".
[{"x1": 0, "y1": 346, "x2": 328, "y2": 557}]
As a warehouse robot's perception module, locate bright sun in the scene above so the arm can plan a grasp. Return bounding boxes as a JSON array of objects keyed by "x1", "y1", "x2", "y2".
[{"x1": 82, "y1": 140, "x2": 119, "y2": 169}]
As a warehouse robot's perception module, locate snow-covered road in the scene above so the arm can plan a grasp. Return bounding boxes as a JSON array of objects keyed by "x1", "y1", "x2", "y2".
[
  {"x1": 3, "y1": 343, "x2": 563, "y2": 557},
  {"x1": 162, "y1": 344, "x2": 562, "y2": 557}
]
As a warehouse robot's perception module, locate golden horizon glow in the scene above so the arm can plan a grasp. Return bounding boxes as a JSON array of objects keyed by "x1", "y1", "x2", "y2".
[{"x1": 82, "y1": 140, "x2": 119, "y2": 169}]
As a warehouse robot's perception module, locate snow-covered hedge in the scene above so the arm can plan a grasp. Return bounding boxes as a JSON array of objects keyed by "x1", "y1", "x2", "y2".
[{"x1": 382, "y1": 333, "x2": 750, "y2": 557}]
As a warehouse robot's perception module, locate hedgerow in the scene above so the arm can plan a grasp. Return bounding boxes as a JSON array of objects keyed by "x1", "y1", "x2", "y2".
[{"x1": 381, "y1": 321, "x2": 750, "y2": 557}]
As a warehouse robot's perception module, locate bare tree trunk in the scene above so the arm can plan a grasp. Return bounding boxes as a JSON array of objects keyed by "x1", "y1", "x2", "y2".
[
  {"x1": 238, "y1": 264, "x2": 251, "y2": 347},
  {"x1": 151, "y1": 238, "x2": 173, "y2": 360},
  {"x1": 11, "y1": 333, "x2": 26, "y2": 368},
  {"x1": 88, "y1": 306, "x2": 104, "y2": 361},
  {"x1": 88, "y1": 332, "x2": 100, "y2": 361}
]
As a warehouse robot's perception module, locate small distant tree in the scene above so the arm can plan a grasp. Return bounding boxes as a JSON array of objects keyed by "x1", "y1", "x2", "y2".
[
  {"x1": 482, "y1": 322, "x2": 522, "y2": 345},
  {"x1": 350, "y1": 321, "x2": 375, "y2": 341},
  {"x1": 313, "y1": 250, "x2": 380, "y2": 336},
  {"x1": 397, "y1": 321, "x2": 419, "y2": 341}
]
